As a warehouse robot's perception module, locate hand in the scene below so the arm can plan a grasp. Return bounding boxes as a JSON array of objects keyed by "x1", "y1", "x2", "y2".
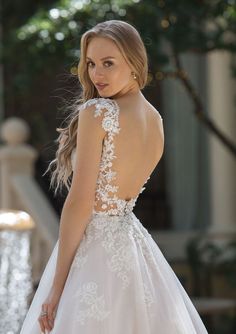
[{"x1": 38, "y1": 287, "x2": 62, "y2": 333}]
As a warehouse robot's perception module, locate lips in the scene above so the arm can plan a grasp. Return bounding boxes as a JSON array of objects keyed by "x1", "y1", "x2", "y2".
[{"x1": 95, "y1": 83, "x2": 108, "y2": 90}]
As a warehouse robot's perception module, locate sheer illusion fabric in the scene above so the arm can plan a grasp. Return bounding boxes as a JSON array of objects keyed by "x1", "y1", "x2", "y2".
[{"x1": 20, "y1": 98, "x2": 208, "y2": 333}]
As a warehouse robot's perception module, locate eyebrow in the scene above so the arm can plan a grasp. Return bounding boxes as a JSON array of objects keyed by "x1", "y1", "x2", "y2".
[{"x1": 86, "y1": 56, "x2": 116, "y2": 61}]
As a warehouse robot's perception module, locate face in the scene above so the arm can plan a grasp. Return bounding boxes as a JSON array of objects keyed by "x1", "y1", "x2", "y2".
[{"x1": 85, "y1": 36, "x2": 138, "y2": 98}]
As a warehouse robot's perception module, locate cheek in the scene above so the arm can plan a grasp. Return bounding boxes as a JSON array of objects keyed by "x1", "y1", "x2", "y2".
[
  {"x1": 110, "y1": 66, "x2": 130, "y2": 83},
  {"x1": 87, "y1": 69, "x2": 93, "y2": 80}
]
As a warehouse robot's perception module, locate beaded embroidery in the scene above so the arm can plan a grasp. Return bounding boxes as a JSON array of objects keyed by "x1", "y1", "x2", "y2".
[
  {"x1": 71, "y1": 97, "x2": 150, "y2": 217},
  {"x1": 71, "y1": 213, "x2": 157, "y2": 290},
  {"x1": 71, "y1": 213, "x2": 156, "y2": 317},
  {"x1": 69, "y1": 98, "x2": 156, "y2": 322}
]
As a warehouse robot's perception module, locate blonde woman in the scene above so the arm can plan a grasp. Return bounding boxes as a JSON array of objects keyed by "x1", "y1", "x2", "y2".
[{"x1": 20, "y1": 20, "x2": 208, "y2": 333}]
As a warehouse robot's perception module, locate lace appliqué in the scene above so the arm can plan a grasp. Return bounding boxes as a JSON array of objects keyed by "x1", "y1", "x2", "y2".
[
  {"x1": 73, "y1": 282, "x2": 111, "y2": 325},
  {"x1": 72, "y1": 214, "x2": 156, "y2": 290},
  {"x1": 68, "y1": 98, "x2": 158, "y2": 325},
  {"x1": 82, "y1": 98, "x2": 124, "y2": 215},
  {"x1": 71, "y1": 215, "x2": 156, "y2": 325},
  {"x1": 72, "y1": 233, "x2": 93, "y2": 270},
  {"x1": 143, "y1": 283, "x2": 155, "y2": 309},
  {"x1": 80, "y1": 98, "x2": 145, "y2": 216},
  {"x1": 71, "y1": 97, "x2": 151, "y2": 216}
]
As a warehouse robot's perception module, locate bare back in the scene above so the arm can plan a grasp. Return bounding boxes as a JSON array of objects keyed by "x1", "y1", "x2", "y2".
[
  {"x1": 71, "y1": 95, "x2": 164, "y2": 215},
  {"x1": 111, "y1": 94, "x2": 164, "y2": 202}
]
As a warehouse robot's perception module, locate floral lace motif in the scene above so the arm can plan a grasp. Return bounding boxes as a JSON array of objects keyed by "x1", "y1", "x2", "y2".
[
  {"x1": 71, "y1": 214, "x2": 156, "y2": 322},
  {"x1": 143, "y1": 283, "x2": 155, "y2": 308},
  {"x1": 71, "y1": 97, "x2": 150, "y2": 217},
  {"x1": 70, "y1": 98, "x2": 155, "y2": 322},
  {"x1": 73, "y1": 282, "x2": 111, "y2": 325},
  {"x1": 72, "y1": 213, "x2": 157, "y2": 289}
]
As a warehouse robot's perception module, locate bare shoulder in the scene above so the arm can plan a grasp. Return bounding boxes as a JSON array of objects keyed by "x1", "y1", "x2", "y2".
[
  {"x1": 113, "y1": 95, "x2": 162, "y2": 122},
  {"x1": 144, "y1": 99, "x2": 163, "y2": 123},
  {"x1": 79, "y1": 98, "x2": 114, "y2": 119},
  {"x1": 77, "y1": 99, "x2": 108, "y2": 136},
  {"x1": 113, "y1": 95, "x2": 164, "y2": 147},
  {"x1": 112, "y1": 94, "x2": 164, "y2": 162}
]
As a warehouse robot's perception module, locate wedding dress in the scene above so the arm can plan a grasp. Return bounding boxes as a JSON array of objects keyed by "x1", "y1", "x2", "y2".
[{"x1": 20, "y1": 97, "x2": 208, "y2": 333}]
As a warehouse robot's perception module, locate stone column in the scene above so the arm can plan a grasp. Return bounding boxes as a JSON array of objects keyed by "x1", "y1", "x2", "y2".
[
  {"x1": 162, "y1": 52, "x2": 210, "y2": 230},
  {"x1": 207, "y1": 51, "x2": 236, "y2": 238}
]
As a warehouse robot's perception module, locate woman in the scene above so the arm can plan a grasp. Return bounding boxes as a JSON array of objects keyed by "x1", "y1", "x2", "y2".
[{"x1": 20, "y1": 20, "x2": 208, "y2": 333}]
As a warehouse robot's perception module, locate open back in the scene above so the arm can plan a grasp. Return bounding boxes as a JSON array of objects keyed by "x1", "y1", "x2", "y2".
[{"x1": 71, "y1": 97, "x2": 164, "y2": 216}]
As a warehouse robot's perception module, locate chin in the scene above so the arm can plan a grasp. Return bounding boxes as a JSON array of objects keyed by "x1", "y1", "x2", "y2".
[{"x1": 99, "y1": 92, "x2": 112, "y2": 98}]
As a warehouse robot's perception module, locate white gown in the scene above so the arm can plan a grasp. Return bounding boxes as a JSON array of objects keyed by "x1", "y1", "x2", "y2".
[{"x1": 20, "y1": 98, "x2": 208, "y2": 333}]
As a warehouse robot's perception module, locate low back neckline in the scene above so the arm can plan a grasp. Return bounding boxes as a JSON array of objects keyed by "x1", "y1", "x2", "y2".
[{"x1": 71, "y1": 97, "x2": 151, "y2": 217}]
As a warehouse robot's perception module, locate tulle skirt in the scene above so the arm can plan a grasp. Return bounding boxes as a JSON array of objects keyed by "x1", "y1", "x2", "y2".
[{"x1": 20, "y1": 212, "x2": 208, "y2": 333}]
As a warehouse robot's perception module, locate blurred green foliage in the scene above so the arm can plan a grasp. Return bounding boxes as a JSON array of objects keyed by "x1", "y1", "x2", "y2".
[
  {"x1": 3, "y1": 0, "x2": 236, "y2": 78},
  {"x1": 1, "y1": 0, "x2": 236, "y2": 149}
]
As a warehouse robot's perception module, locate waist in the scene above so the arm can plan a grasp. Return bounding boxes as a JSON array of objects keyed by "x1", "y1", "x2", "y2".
[
  {"x1": 92, "y1": 210, "x2": 134, "y2": 220},
  {"x1": 86, "y1": 211, "x2": 139, "y2": 238},
  {"x1": 93, "y1": 197, "x2": 137, "y2": 217},
  {"x1": 92, "y1": 208, "x2": 134, "y2": 217}
]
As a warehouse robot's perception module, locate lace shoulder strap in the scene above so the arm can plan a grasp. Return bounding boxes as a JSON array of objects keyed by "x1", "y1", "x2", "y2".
[{"x1": 79, "y1": 98, "x2": 120, "y2": 135}]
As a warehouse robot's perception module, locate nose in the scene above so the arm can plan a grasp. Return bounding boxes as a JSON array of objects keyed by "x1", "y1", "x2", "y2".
[{"x1": 91, "y1": 65, "x2": 105, "y2": 79}]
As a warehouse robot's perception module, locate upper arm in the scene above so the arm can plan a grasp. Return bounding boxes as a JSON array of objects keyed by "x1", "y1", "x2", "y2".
[
  {"x1": 157, "y1": 112, "x2": 164, "y2": 156},
  {"x1": 152, "y1": 109, "x2": 164, "y2": 158},
  {"x1": 66, "y1": 103, "x2": 106, "y2": 207}
]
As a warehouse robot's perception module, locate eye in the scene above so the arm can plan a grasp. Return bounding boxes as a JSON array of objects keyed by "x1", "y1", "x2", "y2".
[
  {"x1": 86, "y1": 61, "x2": 95, "y2": 68},
  {"x1": 104, "y1": 61, "x2": 113, "y2": 67}
]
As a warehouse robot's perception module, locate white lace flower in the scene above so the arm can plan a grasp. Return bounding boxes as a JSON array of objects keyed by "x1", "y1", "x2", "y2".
[
  {"x1": 102, "y1": 117, "x2": 113, "y2": 132},
  {"x1": 71, "y1": 97, "x2": 150, "y2": 217},
  {"x1": 74, "y1": 281, "x2": 111, "y2": 325}
]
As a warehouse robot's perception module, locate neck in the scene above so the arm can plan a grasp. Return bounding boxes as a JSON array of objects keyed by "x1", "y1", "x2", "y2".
[{"x1": 112, "y1": 84, "x2": 142, "y2": 99}]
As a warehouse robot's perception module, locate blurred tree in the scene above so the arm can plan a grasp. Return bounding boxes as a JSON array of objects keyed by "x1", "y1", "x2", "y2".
[{"x1": 1, "y1": 0, "x2": 236, "y2": 154}]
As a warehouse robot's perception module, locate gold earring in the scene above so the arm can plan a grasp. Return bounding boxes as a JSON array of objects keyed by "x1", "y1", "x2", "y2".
[{"x1": 131, "y1": 72, "x2": 137, "y2": 80}]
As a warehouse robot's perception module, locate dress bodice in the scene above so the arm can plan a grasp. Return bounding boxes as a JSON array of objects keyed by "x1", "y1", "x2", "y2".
[{"x1": 71, "y1": 97, "x2": 150, "y2": 217}]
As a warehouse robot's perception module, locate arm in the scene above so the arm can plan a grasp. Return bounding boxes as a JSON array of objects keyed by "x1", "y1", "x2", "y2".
[
  {"x1": 38, "y1": 102, "x2": 106, "y2": 333},
  {"x1": 52, "y1": 103, "x2": 106, "y2": 293}
]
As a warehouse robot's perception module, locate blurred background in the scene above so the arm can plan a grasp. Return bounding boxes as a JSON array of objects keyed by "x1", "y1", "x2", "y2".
[{"x1": 0, "y1": 0, "x2": 235, "y2": 333}]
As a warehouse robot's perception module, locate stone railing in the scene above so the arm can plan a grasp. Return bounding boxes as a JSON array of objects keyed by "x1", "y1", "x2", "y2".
[{"x1": 0, "y1": 117, "x2": 59, "y2": 284}]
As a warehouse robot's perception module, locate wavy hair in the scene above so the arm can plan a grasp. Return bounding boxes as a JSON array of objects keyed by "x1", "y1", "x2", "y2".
[{"x1": 45, "y1": 20, "x2": 148, "y2": 195}]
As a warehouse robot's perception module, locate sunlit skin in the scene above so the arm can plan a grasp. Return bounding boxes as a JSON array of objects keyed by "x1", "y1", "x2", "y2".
[{"x1": 85, "y1": 37, "x2": 140, "y2": 99}]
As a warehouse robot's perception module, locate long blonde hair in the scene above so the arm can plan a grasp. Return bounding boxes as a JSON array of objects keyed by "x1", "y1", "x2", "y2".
[{"x1": 46, "y1": 20, "x2": 149, "y2": 195}]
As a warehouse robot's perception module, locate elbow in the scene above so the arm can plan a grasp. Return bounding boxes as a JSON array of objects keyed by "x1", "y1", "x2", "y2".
[{"x1": 64, "y1": 194, "x2": 94, "y2": 216}]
